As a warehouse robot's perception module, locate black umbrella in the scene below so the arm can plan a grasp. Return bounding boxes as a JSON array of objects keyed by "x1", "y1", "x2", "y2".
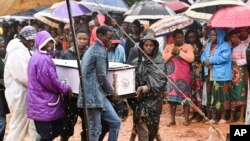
[{"x1": 124, "y1": 0, "x2": 175, "y2": 22}]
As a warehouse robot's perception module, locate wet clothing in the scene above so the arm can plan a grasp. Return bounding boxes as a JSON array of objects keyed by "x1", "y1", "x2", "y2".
[
  {"x1": 163, "y1": 43, "x2": 194, "y2": 104},
  {"x1": 4, "y1": 38, "x2": 40, "y2": 141},
  {"x1": 128, "y1": 34, "x2": 166, "y2": 141},
  {"x1": 27, "y1": 31, "x2": 71, "y2": 121},
  {"x1": 0, "y1": 58, "x2": 9, "y2": 141},
  {"x1": 60, "y1": 46, "x2": 88, "y2": 139},
  {"x1": 81, "y1": 39, "x2": 121, "y2": 141},
  {"x1": 27, "y1": 31, "x2": 71, "y2": 140},
  {"x1": 201, "y1": 28, "x2": 232, "y2": 110}
]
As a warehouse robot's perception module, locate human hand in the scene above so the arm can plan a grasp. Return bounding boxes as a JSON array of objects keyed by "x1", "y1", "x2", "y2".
[
  {"x1": 136, "y1": 87, "x2": 143, "y2": 97},
  {"x1": 172, "y1": 47, "x2": 180, "y2": 55},
  {"x1": 207, "y1": 65, "x2": 213, "y2": 70},
  {"x1": 111, "y1": 92, "x2": 119, "y2": 101},
  {"x1": 203, "y1": 60, "x2": 210, "y2": 67}
]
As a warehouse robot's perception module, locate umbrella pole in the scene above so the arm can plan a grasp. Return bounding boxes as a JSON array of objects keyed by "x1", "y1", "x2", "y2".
[{"x1": 65, "y1": 0, "x2": 90, "y2": 141}]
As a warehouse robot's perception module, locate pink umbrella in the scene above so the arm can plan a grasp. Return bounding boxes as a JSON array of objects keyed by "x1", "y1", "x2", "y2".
[
  {"x1": 163, "y1": 0, "x2": 190, "y2": 13},
  {"x1": 208, "y1": 5, "x2": 250, "y2": 28}
]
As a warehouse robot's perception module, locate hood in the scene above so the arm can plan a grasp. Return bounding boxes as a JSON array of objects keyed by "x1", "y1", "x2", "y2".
[
  {"x1": 97, "y1": 15, "x2": 105, "y2": 26},
  {"x1": 215, "y1": 28, "x2": 226, "y2": 46},
  {"x1": 6, "y1": 38, "x2": 27, "y2": 53},
  {"x1": 139, "y1": 34, "x2": 159, "y2": 57},
  {"x1": 35, "y1": 31, "x2": 55, "y2": 54}
]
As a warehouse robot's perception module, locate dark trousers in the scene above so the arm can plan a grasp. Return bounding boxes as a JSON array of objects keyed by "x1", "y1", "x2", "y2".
[
  {"x1": 60, "y1": 95, "x2": 86, "y2": 140},
  {"x1": 34, "y1": 119, "x2": 63, "y2": 141},
  {"x1": 0, "y1": 116, "x2": 6, "y2": 141}
]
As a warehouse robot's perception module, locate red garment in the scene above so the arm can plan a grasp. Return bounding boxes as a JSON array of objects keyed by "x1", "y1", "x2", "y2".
[{"x1": 90, "y1": 15, "x2": 106, "y2": 46}]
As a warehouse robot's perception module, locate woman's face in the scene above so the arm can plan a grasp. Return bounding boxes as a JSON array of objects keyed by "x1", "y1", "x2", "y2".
[
  {"x1": 174, "y1": 33, "x2": 184, "y2": 46},
  {"x1": 187, "y1": 32, "x2": 196, "y2": 44},
  {"x1": 210, "y1": 30, "x2": 217, "y2": 44},
  {"x1": 230, "y1": 34, "x2": 240, "y2": 47},
  {"x1": 143, "y1": 40, "x2": 155, "y2": 56},
  {"x1": 42, "y1": 40, "x2": 54, "y2": 53}
]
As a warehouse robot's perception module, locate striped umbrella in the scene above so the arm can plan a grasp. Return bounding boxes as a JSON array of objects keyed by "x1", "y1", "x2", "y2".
[{"x1": 150, "y1": 15, "x2": 193, "y2": 36}]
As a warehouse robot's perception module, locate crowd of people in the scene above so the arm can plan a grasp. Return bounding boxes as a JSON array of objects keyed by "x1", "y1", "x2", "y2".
[{"x1": 0, "y1": 11, "x2": 250, "y2": 141}]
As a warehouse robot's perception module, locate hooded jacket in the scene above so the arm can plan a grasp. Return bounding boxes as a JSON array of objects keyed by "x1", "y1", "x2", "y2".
[
  {"x1": 4, "y1": 38, "x2": 31, "y2": 114},
  {"x1": 201, "y1": 28, "x2": 232, "y2": 81},
  {"x1": 128, "y1": 34, "x2": 166, "y2": 139},
  {"x1": 27, "y1": 31, "x2": 71, "y2": 121}
]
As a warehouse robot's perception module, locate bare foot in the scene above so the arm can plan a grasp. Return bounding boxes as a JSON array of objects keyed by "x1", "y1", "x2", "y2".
[{"x1": 167, "y1": 121, "x2": 176, "y2": 126}]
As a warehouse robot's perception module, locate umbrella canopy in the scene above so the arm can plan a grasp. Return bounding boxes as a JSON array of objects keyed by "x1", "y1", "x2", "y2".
[
  {"x1": 185, "y1": 0, "x2": 246, "y2": 20},
  {"x1": 34, "y1": 8, "x2": 69, "y2": 28},
  {"x1": 246, "y1": 0, "x2": 250, "y2": 5},
  {"x1": 163, "y1": 1, "x2": 190, "y2": 13},
  {"x1": 154, "y1": 0, "x2": 190, "y2": 13},
  {"x1": 124, "y1": 0, "x2": 176, "y2": 22},
  {"x1": 150, "y1": 15, "x2": 193, "y2": 36},
  {"x1": 52, "y1": 0, "x2": 91, "y2": 18},
  {"x1": 80, "y1": 0, "x2": 128, "y2": 12},
  {"x1": 34, "y1": 1, "x2": 91, "y2": 28},
  {"x1": 208, "y1": 5, "x2": 250, "y2": 28},
  {"x1": 0, "y1": 0, "x2": 63, "y2": 16}
]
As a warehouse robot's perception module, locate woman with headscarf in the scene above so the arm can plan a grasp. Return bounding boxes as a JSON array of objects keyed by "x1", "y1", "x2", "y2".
[
  {"x1": 201, "y1": 28, "x2": 232, "y2": 124},
  {"x1": 163, "y1": 29, "x2": 194, "y2": 126},
  {"x1": 129, "y1": 34, "x2": 166, "y2": 141}
]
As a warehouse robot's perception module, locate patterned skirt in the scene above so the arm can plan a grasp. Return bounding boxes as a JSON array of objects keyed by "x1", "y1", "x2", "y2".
[
  {"x1": 207, "y1": 81, "x2": 230, "y2": 110},
  {"x1": 228, "y1": 65, "x2": 247, "y2": 107}
]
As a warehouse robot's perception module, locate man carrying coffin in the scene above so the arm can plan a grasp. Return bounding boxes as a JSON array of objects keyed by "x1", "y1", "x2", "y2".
[
  {"x1": 60, "y1": 29, "x2": 89, "y2": 141},
  {"x1": 80, "y1": 26, "x2": 121, "y2": 141}
]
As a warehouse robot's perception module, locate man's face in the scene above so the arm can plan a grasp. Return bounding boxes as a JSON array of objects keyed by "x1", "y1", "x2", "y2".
[
  {"x1": 100, "y1": 31, "x2": 113, "y2": 47},
  {"x1": 76, "y1": 33, "x2": 89, "y2": 50},
  {"x1": 24, "y1": 39, "x2": 35, "y2": 50}
]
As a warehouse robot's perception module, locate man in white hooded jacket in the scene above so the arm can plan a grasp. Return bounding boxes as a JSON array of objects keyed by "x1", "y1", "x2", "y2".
[{"x1": 4, "y1": 26, "x2": 40, "y2": 141}]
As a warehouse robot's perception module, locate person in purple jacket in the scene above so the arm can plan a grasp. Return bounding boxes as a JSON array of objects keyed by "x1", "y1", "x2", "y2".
[{"x1": 27, "y1": 31, "x2": 72, "y2": 141}]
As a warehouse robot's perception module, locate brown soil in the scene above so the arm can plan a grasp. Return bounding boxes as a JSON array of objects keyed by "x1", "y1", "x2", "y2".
[{"x1": 5, "y1": 104, "x2": 238, "y2": 141}]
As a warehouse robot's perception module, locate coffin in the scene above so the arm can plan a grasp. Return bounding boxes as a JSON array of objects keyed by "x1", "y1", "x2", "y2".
[
  {"x1": 53, "y1": 59, "x2": 79, "y2": 93},
  {"x1": 53, "y1": 59, "x2": 136, "y2": 97},
  {"x1": 108, "y1": 62, "x2": 136, "y2": 97}
]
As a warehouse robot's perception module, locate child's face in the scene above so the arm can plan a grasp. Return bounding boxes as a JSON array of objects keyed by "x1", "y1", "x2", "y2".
[
  {"x1": 187, "y1": 32, "x2": 196, "y2": 44},
  {"x1": 230, "y1": 34, "x2": 240, "y2": 47}
]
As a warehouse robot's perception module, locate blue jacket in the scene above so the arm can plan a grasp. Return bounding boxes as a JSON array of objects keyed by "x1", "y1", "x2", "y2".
[
  {"x1": 108, "y1": 44, "x2": 126, "y2": 63},
  {"x1": 201, "y1": 28, "x2": 232, "y2": 81},
  {"x1": 81, "y1": 40, "x2": 114, "y2": 108}
]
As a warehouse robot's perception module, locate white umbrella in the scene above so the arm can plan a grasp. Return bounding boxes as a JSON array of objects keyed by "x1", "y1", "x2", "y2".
[{"x1": 185, "y1": 0, "x2": 246, "y2": 20}]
